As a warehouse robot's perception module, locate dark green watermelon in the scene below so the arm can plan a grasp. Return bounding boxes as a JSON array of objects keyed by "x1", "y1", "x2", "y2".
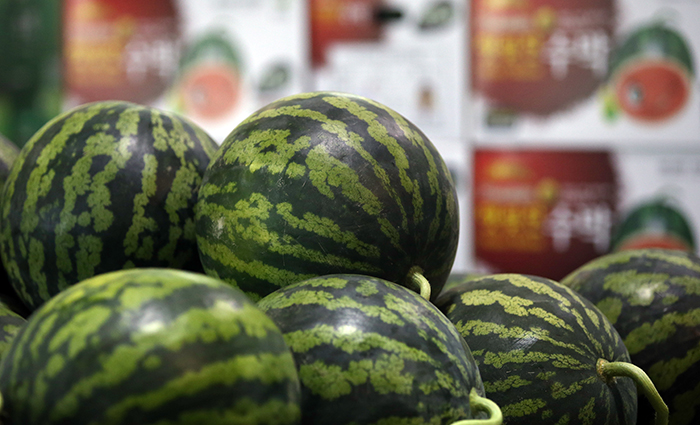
[
  {"x1": 561, "y1": 249, "x2": 700, "y2": 425},
  {"x1": 195, "y1": 91, "x2": 459, "y2": 302},
  {"x1": 434, "y1": 273, "x2": 659, "y2": 425},
  {"x1": 257, "y1": 274, "x2": 497, "y2": 425},
  {"x1": 0, "y1": 134, "x2": 22, "y2": 311},
  {"x1": 0, "y1": 101, "x2": 219, "y2": 311},
  {"x1": 0, "y1": 268, "x2": 301, "y2": 425}
]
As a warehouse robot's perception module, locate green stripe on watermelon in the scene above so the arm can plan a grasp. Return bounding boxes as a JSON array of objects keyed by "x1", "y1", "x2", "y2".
[
  {"x1": 257, "y1": 273, "x2": 500, "y2": 425},
  {"x1": 561, "y1": 248, "x2": 700, "y2": 425},
  {"x1": 0, "y1": 101, "x2": 219, "y2": 312},
  {"x1": 435, "y1": 273, "x2": 668, "y2": 425},
  {"x1": 0, "y1": 268, "x2": 301, "y2": 425},
  {"x1": 195, "y1": 91, "x2": 459, "y2": 302}
]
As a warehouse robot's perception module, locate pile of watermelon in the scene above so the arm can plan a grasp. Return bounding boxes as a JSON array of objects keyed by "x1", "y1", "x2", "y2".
[{"x1": 0, "y1": 92, "x2": 693, "y2": 425}]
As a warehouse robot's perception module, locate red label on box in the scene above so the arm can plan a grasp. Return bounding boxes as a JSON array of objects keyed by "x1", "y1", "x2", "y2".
[
  {"x1": 473, "y1": 149, "x2": 618, "y2": 280},
  {"x1": 470, "y1": 0, "x2": 615, "y2": 115},
  {"x1": 63, "y1": 0, "x2": 180, "y2": 104}
]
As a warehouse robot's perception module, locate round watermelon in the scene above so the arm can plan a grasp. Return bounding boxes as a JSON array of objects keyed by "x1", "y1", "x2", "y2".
[
  {"x1": 0, "y1": 101, "x2": 219, "y2": 311},
  {"x1": 561, "y1": 248, "x2": 700, "y2": 425},
  {"x1": 0, "y1": 268, "x2": 301, "y2": 425},
  {"x1": 195, "y1": 91, "x2": 459, "y2": 301},
  {"x1": 435, "y1": 273, "x2": 668, "y2": 425},
  {"x1": 0, "y1": 134, "x2": 21, "y2": 309},
  {"x1": 257, "y1": 273, "x2": 499, "y2": 425},
  {"x1": 0, "y1": 298, "x2": 26, "y2": 359}
]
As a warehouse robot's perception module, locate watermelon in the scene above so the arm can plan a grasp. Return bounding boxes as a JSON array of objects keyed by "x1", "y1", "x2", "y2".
[
  {"x1": 435, "y1": 273, "x2": 669, "y2": 425},
  {"x1": 195, "y1": 91, "x2": 459, "y2": 302},
  {"x1": 0, "y1": 267, "x2": 301, "y2": 425},
  {"x1": 257, "y1": 273, "x2": 501, "y2": 425},
  {"x1": 0, "y1": 134, "x2": 21, "y2": 308},
  {"x1": 561, "y1": 248, "x2": 700, "y2": 425},
  {"x1": 0, "y1": 101, "x2": 219, "y2": 312}
]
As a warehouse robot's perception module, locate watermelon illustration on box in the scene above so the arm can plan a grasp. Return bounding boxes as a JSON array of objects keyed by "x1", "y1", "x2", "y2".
[
  {"x1": 602, "y1": 20, "x2": 695, "y2": 123},
  {"x1": 169, "y1": 30, "x2": 244, "y2": 124},
  {"x1": 610, "y1": 198, "x2": 696, "y2": 252}
]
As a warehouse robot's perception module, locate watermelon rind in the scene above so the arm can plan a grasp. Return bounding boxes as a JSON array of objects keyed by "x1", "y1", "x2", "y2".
[
  {"x1": 610, "y1": 199, "x2": 695, "y2": 252},
  {"x1": 195, "y1": 91, "x2": 460, "y2": 302},
  {"x1": 0, "y1": 101, "x2": 219, "y2": 312},
  {"x1": 608, "y1": 23, "x2": 694, "y2": 78},
  {"x1": 0, "y1": 267, "x2": 301, "y2": 425},
  {"x1": 561, "y1": 248, "x2": 700, "y2": 425},
  {"x1": 435, "y1": 273, "x2": 638, "y2": 425},
  {"x1": 258, "y1": 273, "x2": 488, "y2": 425}
]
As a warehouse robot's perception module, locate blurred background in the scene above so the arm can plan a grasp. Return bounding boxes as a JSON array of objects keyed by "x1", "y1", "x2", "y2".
[{"x1": 1, "y1": 0, "x2": 699, "y2": 280}]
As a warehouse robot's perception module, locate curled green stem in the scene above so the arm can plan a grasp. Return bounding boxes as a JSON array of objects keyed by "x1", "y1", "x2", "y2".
[
  {"x1": 451, "y1": 388, "x2": 503, "y2": 425},
  {"x1": 407, "y1": 267, "x2": 431, "y2": 300},
  {"x1": 597, "y1": 359, "x2": 668, "y2": 425}
]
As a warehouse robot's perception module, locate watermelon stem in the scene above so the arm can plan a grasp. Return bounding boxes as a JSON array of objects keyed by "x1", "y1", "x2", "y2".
[
  {"x1": 450, "y1": 388, "x2": 503, "y2": 425},
  {"x1": 596, "y1": 359, "x2": 668, "y2": 425},
  {"x1": 407, "y1": 267, "x2": 431, "y2": 300}
]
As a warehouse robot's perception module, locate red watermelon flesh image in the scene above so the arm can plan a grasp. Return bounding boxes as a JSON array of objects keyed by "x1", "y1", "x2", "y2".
[
  {"x1": 614, "y1": 60, "x2": 691, "y2": 122},
  {"x1": 608, "y1": 22, "x2": 695, "y2": 123}
]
